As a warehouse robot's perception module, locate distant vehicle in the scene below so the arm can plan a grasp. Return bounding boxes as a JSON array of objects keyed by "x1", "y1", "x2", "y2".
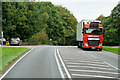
[
  {"x1": 0, "y1": 38, "x2": 6, "y2": 45},
  {"x1": 77, "y1": 19, "x2": 103, "y2": 51},
  {"x1": 10, "y1": 38, "x2": 22, "y2": 46}
]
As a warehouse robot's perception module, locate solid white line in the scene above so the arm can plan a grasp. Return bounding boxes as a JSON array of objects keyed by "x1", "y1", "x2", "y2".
[
  {"x1": 0, "y1": 48, "x2": 33, "y2": 80},
  {"x1": 54, "y1": 48, "x2": 65, "y2": 78},
  {"x1": 68, "y1": 65, "x2": 117, "y2": 71},
  {"x1": 69, "y1": 69, "x2": 119, "y2": 74},
  {"x1": 56, "y1": 49, "x2": 72, "y2": 79},
  {"x1": 90, "y1": 54, "x2": 119, "y2": 70},
  {"x1": 72, "y1": 74, "x2": 117, "y2": 79},
  {"x1": 67, "y1": 62, "x2": 110, "y2": 67}
]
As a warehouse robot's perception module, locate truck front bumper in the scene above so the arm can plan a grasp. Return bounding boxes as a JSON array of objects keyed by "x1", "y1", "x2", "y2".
[{"x1": 83, "y1": 42, "x2": 103, "y2": 49}]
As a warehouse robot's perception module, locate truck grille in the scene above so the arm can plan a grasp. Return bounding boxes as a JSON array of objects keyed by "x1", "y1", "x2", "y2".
[{"x1": 88, "y1": 40, "x2": 100, "y2": 47}]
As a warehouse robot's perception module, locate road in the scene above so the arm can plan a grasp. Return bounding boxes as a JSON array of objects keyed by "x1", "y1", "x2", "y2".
[
  {"x1": 2, "y1": 46, "x2": 119, "y2": 80},
  {"x1": 3, "y1": 46, "x2": 61, "y2": 78}
]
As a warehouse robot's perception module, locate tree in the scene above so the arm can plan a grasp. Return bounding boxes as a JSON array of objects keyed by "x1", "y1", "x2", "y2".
[
  {"x1": 2, "y1": 2, "x2": 78, "y2": 45},
  {"x1": 96, "y1": 2, "x2": 120, "y2": 46}
]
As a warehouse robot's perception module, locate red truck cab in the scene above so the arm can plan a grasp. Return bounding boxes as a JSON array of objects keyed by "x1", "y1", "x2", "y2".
[{"x1": 77, "y1": 20, "x2": 103, "y2": 51}]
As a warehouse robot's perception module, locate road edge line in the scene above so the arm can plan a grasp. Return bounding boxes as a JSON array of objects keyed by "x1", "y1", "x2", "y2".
[
  {"x1": 54, "y1": 48, "x2": 65, "y2": 78},
  {"x1": 56, "y1": 49, "x2": 72, "y2": 79},
  {"x1": 0, "y1": 48, "x2": 33, "y2": 80}
]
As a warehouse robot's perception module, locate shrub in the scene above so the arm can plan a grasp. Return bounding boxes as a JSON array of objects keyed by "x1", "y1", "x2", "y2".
[{"x1": 28, "y1": 31, "x2": 48, "y2": 45}]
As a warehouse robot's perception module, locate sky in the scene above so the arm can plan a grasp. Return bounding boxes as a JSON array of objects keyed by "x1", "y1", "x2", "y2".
[{"x1": 35, "y1": 0, "x2": 119, "y2": 22}]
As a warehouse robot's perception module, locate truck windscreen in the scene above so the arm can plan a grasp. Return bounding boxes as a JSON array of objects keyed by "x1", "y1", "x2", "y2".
[{"x1": 85, "y1": 28, "x2": 102, "y2": 35}]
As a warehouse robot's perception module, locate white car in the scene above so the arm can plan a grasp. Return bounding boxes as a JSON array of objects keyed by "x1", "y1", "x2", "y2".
[{"x1": 10, "y1": 38, "x2": 22, "y2": 46}]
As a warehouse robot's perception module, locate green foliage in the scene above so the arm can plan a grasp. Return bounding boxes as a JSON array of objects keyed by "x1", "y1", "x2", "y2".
[
  {"x1": 96, "y1": 14, "x2": 106, "y2": 21},
  {"x1": 27, "y1": 31, "x2": 48, "y2": 45},
  {"x1": 2, "y1": 2, "x2": 78, "y2": 45},
  {"x1": 96, "y1": 2, "x2": 120, "y2": 46}
]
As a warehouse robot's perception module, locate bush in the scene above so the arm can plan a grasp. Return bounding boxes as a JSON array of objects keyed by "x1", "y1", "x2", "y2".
[
  {"x1": 27, "y1": 31, "x2": 48, "y2": 45},
  {"x1": 52, "y1": 41, "x2": 58, "y2": 45}
]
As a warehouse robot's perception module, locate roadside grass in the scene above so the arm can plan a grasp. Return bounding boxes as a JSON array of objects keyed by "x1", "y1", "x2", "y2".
[
  {"x1": 103, "y1": 46, "x2": 119, "y2": 54},
  {"x1": 1, "y1": 47, "x2": 30, "y2": 73}
]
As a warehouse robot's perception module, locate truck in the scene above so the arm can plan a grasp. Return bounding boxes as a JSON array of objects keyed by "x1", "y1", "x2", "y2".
[{"x1": 77, "y1": 19, "x2": 103, "y2": 51}]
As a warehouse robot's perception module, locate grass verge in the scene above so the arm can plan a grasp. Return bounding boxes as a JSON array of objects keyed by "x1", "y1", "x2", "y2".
[
  {"x1": 1, "y1": 47, "x2": 30, "y2": 73},
  {"x1": 103, "y1": 46, "x2": 119, "y2": 54}
]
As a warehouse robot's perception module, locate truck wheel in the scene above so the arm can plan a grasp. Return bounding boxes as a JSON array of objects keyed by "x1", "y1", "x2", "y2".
[
  {"x1": 81, "y1": 43, "x2": 83, "y2": 49},
  {"x1": 99, "y1": 49, "x2": 102, "y2": 51},
  {"x1": 78, "y1": 42, "x2": 80, "y2": 48}
]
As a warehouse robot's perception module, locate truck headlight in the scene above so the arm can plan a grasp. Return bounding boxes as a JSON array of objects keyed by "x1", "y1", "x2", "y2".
[
  {"x1": 84, "y1": 43, "x2": 88, "y2": 46},
  {"x1": 99, "y1": 44, "x2": 102, "y2": 46}
]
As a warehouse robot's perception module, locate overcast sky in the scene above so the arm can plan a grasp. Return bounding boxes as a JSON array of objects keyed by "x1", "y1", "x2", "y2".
[{"x1": 36, "y1": 0, "x2": 119, "y2": 22}]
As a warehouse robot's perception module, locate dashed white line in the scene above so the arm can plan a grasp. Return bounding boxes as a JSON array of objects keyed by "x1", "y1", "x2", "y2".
[{"x1": 0, "y1": 48, "x2": 33, "y2": 80}]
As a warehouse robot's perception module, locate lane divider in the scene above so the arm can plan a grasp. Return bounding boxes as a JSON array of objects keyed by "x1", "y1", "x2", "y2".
[
  {"x1": 0, "y1": 48, "x2": 34, "y2": 80},
  {"x1": 56, "y1": 48, "x2": 72, "y2": 79}
]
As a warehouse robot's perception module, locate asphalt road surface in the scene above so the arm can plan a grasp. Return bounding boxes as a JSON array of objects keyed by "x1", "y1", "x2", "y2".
[
  {"x1": 2, "y1": 46, "x2": 119, "y2": 79},
  {"x1": 4, "y1": 46, "x2": 61, "y2": 78}
]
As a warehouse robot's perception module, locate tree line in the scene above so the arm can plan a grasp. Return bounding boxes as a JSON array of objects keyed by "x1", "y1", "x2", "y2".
[
  {"x1": 2, "y1": 2, "x2": 77, "y2": 45},
  {"x1": 2, "y1": 2, "x2": 119, "y2": 46},
  {"x1": 96, "y1": 2, "x2": 120, "y2": 46}
]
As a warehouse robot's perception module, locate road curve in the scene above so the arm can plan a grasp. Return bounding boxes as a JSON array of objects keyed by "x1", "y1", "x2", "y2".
[{"x1": 4, "y1": 46, "x2": 61, "y2": 78}]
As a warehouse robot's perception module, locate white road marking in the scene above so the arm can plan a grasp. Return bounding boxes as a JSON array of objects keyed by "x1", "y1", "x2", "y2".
[
  {"x1": 64, "y1": 60, "x2": 106, "y2": 64},
  {"x1": 72, "y1": 74, "x2": 117, "y2": 78},
  {"x1": 66, "y1": 62, "x2": 110, "y2": 67},
  {"x1": 56, "y1": 49, "x2": 72, "y2": 79},
  {"x1": 0, "y1": 48, "x2": 34, "y2": 80},
  {"x1": 64, "y1": 59, "x2": 101, "y2": 62},
  {"x1": 54, "y1": 48, "x2": 65, "y2": 78},
  {"x1": 67, "y1": 65, "x2": 117, "y2": 71},
  {"x1": 90, "y1": 54, "x2": 119, "y2": 70},
  {"x1": 104, "y1": 62, "x2": 119, "y2": 70},
  {"x1": 69, "y1": 69, "x2": 119, "y2": 74}
]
